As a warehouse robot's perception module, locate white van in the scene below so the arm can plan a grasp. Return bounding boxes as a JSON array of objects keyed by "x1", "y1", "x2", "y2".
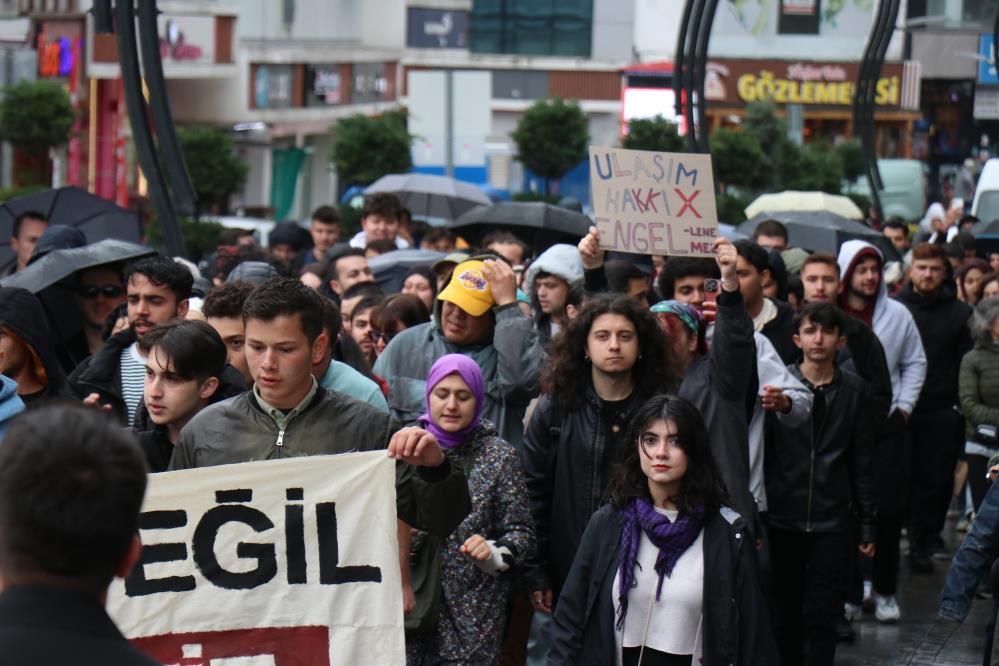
[{"x1": 973, "y1": 158, "x2": 999, "y2": 224}]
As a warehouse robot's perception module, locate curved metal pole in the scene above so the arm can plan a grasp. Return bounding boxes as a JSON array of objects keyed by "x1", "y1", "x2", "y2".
[
  {"x1": 693, "y1": 0, "x2": 720, "y2": 154},
  {"x1": 116, "y1": 0, "x2": 186, "y2": 256},
  {"x1": 854, "y1": 0, "x2": 890, "y2": 221},
  {"x1": 865, "y1": 0, "x2": 900, "y2": 196},
  {"x1": 683, "y1": 0, "x2": 706, "y2": 152},
  {"x1": 137, "y1": 0, "x2": 197, "y2": 216},
  {"x1": 674, "y1": 0, "x2": 696, "y2": 120}
]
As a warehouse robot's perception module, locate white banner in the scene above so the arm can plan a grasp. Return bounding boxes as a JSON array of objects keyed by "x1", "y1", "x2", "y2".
[{"x1": 107, "y1": 451, "x2": 404, "y2": 666}]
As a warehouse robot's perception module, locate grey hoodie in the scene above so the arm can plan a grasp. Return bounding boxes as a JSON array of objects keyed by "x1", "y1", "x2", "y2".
[{"x1": 837, "y1": 240, "x2": 927, "y2": 415}]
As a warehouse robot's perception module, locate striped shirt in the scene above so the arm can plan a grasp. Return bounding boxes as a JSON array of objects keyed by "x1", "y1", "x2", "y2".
[{"x1": 120, "y1": 342, "x2": 146, "y2": 427}]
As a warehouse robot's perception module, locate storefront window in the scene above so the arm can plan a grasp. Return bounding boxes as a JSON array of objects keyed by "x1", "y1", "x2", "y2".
[{"x1": 470, "y1": 0, "x2": 593, "y2": 57}]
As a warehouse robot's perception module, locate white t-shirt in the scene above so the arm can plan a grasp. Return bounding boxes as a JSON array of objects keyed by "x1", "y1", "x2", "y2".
[
  {"x1": 120, "y1": 342, "x2": 146, "y2": 427},
  {"x1": 613, "y1": 507, "x2": 704, "y2": 662}
]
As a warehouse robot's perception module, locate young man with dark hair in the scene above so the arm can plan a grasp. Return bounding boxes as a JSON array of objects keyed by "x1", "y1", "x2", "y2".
[
  {"x1": 734, "y1": 240, "x2": 797, "y2": 364},
  {"x1": 374, "y1": 257, "x2": 544, "y2": 447},
  {"x1": 3, "y1": 211, "x2": 47, "y2": 276},
  {"x1": 752, "y1": 219, "x2": 790, "y2": 252},
  {"x1": 482, "y1": 231, "x2": 529, "y2": 268},
  {"x1": 800, "y1": 252, "x2": 898, "y2": 624},
  {"x1": 603, "y1": 260, "x2": 650, "y2": 303},
  {"x1": 350, "y1": 193, "x2": 410, "y2": 250},
  {"x1": 202, "y1": 281, "x2": 256, "y2": 385},
  {"x1": 340, "y1": 281, "x2": 385, "y2": 333},
  {"x1": 765, "y1": 301, "x2": 876, "y2": 666},
  {"x1": 135, "y1": 320, "x2": 232, "y2": 471},
  {"x1": 895, "y1": 242, "x2": 973, "y2": 571},
  {"x1": 420, "y1": 227, "x2": 456, "y2": 253},
  {"x1": 326, "y1": 247, "x2": 375, "y2": 299},
  {"x1": 291, "y1": 205, "x2": 342, "y2": 274},
  {"x1": 365, "y1": 238, "x2": 398, "y2": 258},
  {"x1": 71, "y1": 265, "x2": 126, "y2": 362},
  {"x1": 349, "y1": 295, "x2": 383, "y2": 367},
  {"x1": 0, "y1": 405, "x2": 155, "y2": 664},
  {"x1": 0, "y1": 287, "x2": 70, "y2": 407},
  {"x1": 170, "y1": 278, "x2": 469, "y2": 541},
  {"x1": 313, "y1": 299, "x2": 388, "y2": 410},
  {"x1": 69, "y1": 256, "x2": 193, "y2": 426},
  {"x1": 656, "y1": 257, "x2": 719, "y2": 307}
]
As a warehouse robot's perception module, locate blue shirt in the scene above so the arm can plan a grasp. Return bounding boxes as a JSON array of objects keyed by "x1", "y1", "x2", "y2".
[{"x1": 319, "y1": 360, "x2": 388, "y2": 413}]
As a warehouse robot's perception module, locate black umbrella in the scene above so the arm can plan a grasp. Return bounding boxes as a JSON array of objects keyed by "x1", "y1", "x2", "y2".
[
  {"x1": 737, "y1": 210, "x2": 898, "y2": 259},
  {"x1": 448, "y1": 202, "x2": 591, "y2": 253},
  {"x1": 0, "y1": 239, "x2": 155, "y2": 347},
  {"x1": 368, "y1": 248, "x2": 445, "y2": 293},
  {"x1": 0, "y1": 186, "x2": 142, "y2": 272}
]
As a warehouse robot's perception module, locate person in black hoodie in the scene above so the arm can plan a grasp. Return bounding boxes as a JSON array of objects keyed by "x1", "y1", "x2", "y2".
[
  {"x1": 68, "y1": 257, "x2": 192, "y2": 426},
  {"x1": 765, "y1": 301, "x2": 876, "y2": 666},
  {"x1": 734, "y1": 240, "x2": 798, "y2": 364},
  {"x1": 132, "y1": 320, "x2": 246, "y2": 472},
  {"x1": 894, "y1": 242, "x2": 973, "y2": 571},
  {"x1": 0, "y1": 287, "x2": 71, "y2": 408},
  {"x1": 520, "y1": 294, "x2": 677, "y2": 652}
]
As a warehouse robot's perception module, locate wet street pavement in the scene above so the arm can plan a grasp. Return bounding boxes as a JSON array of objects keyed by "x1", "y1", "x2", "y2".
[{"x1": 838, "y1": 525, "x2": 993, "y2": 665}]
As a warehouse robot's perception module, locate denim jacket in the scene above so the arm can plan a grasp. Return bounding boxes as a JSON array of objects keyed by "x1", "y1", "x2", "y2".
[{"x1": 940, "y1": 480, "x2": 999, "y2": 621}]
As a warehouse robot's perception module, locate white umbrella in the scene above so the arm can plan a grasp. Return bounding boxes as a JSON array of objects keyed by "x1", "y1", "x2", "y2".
[
  {"x1": 365, "y1": 173, "x2": 491, "y2": 221},
  {"x1": 744, "y1": 190, "x2": 864, "y2": 221}
]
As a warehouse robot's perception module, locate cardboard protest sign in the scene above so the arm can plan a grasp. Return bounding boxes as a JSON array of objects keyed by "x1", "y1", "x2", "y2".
[
  {"x1": 590, "y1": 146, "x2": 719, "y2": 257},
  {"x1": 107, "y1": 451, "x2": 403, "y2": 666}
]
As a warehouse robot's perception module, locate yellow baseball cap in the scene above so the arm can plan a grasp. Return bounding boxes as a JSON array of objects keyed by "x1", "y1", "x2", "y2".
[{"x1": 437, "y1": 260, "x2": 495, "y2": 317}]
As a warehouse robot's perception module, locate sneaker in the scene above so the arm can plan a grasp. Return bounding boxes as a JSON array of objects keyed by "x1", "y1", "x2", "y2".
[
  {"x1": 844, "y1": 602, "x2": 863, "y2": 622},
  {"x1": 874, "y1": 594, "x2": 901, "y2": 623},
  {"x1": 957, "y1": 514, "x2": 973, "y2": 532},
  {"x1": 861, "y1": 580, "x2": 874, "y2": 612}
]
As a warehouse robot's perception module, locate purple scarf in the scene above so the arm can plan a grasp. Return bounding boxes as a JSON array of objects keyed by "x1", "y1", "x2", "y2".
[
  {"x1": 416, "y1": 354, "x2": 486, "y2": 449},
  {"x1": 615, "y1": 498, "x2": 704, "y2": 630}
]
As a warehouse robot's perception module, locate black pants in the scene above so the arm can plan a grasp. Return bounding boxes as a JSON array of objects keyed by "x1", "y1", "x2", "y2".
[
  {"x1": 909, "y1": 407, "x2": 964, "y2": 552},
  {"x1": 769, "y1": 527, "x2": 851, "y2": 666},
  {"x1": 968, "y1": 452, "x2": 993, "y2": 512},
  {"x1": 874, "y1": 410, "x2": 910, "y2": 594}
]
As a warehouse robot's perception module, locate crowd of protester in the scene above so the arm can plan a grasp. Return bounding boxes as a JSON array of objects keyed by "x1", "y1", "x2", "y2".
[{"x1": 4, "y1": 191, "x2": 999, "y2": 665}]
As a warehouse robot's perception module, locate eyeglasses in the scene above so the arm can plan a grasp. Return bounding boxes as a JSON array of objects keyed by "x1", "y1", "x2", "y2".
[
  {"x1": 78, "y1": 285, "x2": 125, "y2": 299},
  {"x1": 369, "y1": 329, "x2": 397, "y2": 343}
]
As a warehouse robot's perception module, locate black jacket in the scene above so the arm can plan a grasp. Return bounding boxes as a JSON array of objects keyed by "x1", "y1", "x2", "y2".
[
  {"x1": 0, "y1": 287, "x2": 71, "y2": 406},
  {"x1": 764, "y1": 364, "x2": 877, "y2": 543},
  {"x1": 760, "y1": 298, "x2": 798, "y2": 365},
  {"x1": 521, "y1": 387, "x2": 648, "y2": 595},
  {"x1": 838, "y1": 315, "x2": 892, "y2": 433},
  {"x1": 0, "y1": 585, "x2": 158, "y2": 665},
  {"x1": 548, "y1": 504, "x2": 778, "y2": 666},
  {"x1": 132, "y1": 364, "x2": 248, "y2": 472},
  {"x1": 68, "y1": 329, "x2": 136, "y2": 424},
  {"x1": 894, "y1": 283, "x2": 973, "y2": 411},
  {"x1": 678, "y1": 289, "x2": 758, "y2": 521}
]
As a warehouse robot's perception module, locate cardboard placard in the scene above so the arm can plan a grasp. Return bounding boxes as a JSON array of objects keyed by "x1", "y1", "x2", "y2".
[{"x1": 590, "y1": 146, "x2": 719, "y2": 257}]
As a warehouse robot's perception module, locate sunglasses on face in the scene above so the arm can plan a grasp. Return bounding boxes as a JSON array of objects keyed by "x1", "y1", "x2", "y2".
[
  {"x1": 369, "y1": 329, "x2": 397, "y2": 344},
  {"x1": 78, "y1": 285, "x2": 125, "y2": 299}
]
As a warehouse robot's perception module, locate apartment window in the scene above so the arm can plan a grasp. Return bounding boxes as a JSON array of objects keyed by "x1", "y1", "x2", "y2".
[{"x1": 470, "y1": 0, "x2": 592, "y2": 57}]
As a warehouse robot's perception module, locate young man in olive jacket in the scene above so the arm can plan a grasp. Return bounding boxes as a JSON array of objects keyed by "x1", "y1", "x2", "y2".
[
  {"x1": 169, "y1": 278, "x2": 470, "y2": 541},
  {"x1": 764, "y1": 302, "x2": 877, "y2": 666}
]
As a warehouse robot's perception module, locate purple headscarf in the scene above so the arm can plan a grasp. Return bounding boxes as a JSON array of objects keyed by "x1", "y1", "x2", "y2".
[{"x1": 416, "y1": 354, "x2": 486, "y2": 449}]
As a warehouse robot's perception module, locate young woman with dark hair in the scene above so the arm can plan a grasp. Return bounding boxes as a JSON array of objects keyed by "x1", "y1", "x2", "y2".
[
  {"x1": 520, "y1": 295, "x2": 678, "y2": 650},
  {"x1": 548, "y1": 394, "x2": 777, "y2": 665}
]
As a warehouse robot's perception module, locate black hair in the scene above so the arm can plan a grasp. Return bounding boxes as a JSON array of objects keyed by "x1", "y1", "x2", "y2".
[
  {"x1": 327, "y1": 247, "x2": 366, "y2": 282},
  {"x1": 605, "y1": 260, "x2": 648, "y2": 294},
  {"x1": 787, "y1": 274, "x2": 804, "y2": 304},
  {"x1": 542, "y1": 294, "x2": 679, "y2": 410},
  {"x1": 481, "y1": 231, "x2": 529, "y2": 263},
  {"x1": 342, "y1": 281, "x2": 385, "y2": 301},
  {"x1": 322, "y1": 298, "x2": 343, "y2": 340},
  {"x1": 606, "y1": 394, "x2": 727, "y2": 515},
  {"x1": 202, "y1": 281, "x2": 255, "y2": 319},
  {"x1": 794, "y1": 300, "x2": 846, "y2": 334},
  {"x1": 123, "y1": 256, "x2": 194, "y2": 301},
  {"x1": 565, "y1": 281, "x2": 585, "y2": 310},
  {"x1": 363, "y1": 192, "x2": 403, "y2": 221},
  {"x1": 365, "y1": 238, "x2": 397, "y2": 255},
  {"x1": 882, "y1": 218, "x2": 909, "y2": 236},
  {"x1": 955, "y1": 231, "x2": 977, "y2": 253},
  {"x1": 311, "y1": 205, "x2": 340, "y2": 225},
  {"x1": 733, "y1": 240, "x2": 769, "y2": 274},
  {"x1": 243, "y1": 278, "x2": 325, "y2": 344},
  {"x1": 403, "y1": 265, "x2": 437, "y2": 299},
  {"x1": 139, "y1": 320, "x2": 227, "y2": 384},
  {"x1": 0, "y1": 405, "x2": 147, "y2": 590},
  {"x1": 12, "y1": 210, "x2": 46, "y2": 238},
  {"x1": 218, "y1": 228, "x2": 253, "y2": 246},
  {"x1": 751, "y1": 219, "x2": 788, "y2": 242},
  {"x1": 657, "y1": 258, "x2": 719, "y2": 299},
  {"x1": 422, "y1": 227, "x2": 455, "y2": 245},
  {"x1": 351, "y1": 295, "x2": 384, "y2": 321},
  {"x1": 944, "y1": 242, "x2": 965, "y2": 262}
]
